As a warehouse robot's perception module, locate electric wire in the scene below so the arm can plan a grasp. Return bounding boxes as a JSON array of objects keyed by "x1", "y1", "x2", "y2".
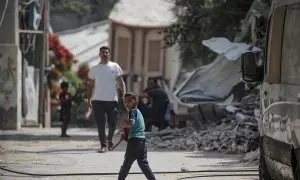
[
  {"x1": 0, "y1": 0, "x2": 8, "y2": 29},
  {"x1": 0, "y1": 166, "x2": 258, "y2": 177}
]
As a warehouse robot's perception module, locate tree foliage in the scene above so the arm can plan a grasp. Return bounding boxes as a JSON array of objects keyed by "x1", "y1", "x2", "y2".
[{"x1": 164, "y1": 0, "x2": 253, "y2": 67}]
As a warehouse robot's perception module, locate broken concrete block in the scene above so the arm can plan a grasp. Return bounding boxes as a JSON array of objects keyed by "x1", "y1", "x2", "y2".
[
  {"x1": 236, "y1": 113, "x2": 251, "y2": 122},
  {"x1": 254, "y1": 109, "x2": 260, "y2": 117},
  {"x1": 226, "y1": 105, "x2": 240, "y2": 114}
]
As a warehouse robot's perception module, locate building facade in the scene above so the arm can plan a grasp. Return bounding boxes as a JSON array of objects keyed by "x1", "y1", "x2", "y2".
[{"x1": 108, "y1": 0, "x2": 180, "y2": 93}]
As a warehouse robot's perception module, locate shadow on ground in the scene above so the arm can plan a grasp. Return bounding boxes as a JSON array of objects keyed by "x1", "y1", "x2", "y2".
[{"x1": 0, "y1": 134, "x2": 99, "y2": 141}]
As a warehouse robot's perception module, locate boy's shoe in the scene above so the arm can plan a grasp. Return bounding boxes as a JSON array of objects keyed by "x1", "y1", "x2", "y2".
[
  {"x1": 60, "y1": 134, "x2": 70, "y2": 138},
  {"x1": 98, "y1": 146, "x2": 107, "y2": 153}
]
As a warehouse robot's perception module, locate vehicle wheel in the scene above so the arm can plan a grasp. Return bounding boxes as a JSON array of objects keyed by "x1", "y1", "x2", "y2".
[
  {"x1": 259, "y1": 154, "x2": 272, "y2": 180},
  {"x1": 295, "y1": 163, "x2": 300, "y2": 180}
]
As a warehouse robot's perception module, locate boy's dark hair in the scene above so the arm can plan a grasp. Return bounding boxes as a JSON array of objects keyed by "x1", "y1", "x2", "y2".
[
  {"x1": 99, "y1": 46, "x2": 110, "y2": 52},
  {"x1": 124, "y1": 92, "x2": 138, "y2": 101},
  {"x1": 60, "y1": 81, "x2": 69, "y2": 89}
]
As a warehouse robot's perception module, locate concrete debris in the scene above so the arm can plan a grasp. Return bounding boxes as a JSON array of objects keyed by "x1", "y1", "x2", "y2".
[
  {"x1": 147, "y1": 92, "x2": 260, "y2": 161},
  {"x1": 181, "y1": 167, "x2": 189, "y2": 172},
  {"x1": 241, "y1": 148, "x2": 260, "y2": 164},
  {"x1": 225, "y1": 105, "x2": 240, "y2": 114}
]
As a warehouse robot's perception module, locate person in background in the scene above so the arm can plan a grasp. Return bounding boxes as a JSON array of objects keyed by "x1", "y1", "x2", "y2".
[
  {"x1": 59, "y1": 81, "x2": 72, "y2": 137},
  {"x1": 142, "y1": 79, "x2": 169, "y2": 131},
  {"x1": 118, "y1": 93, "x2": 156, "y2": 180},
  {"x1": 87, "y1": 46, "x2": 126, "y2": 153}
]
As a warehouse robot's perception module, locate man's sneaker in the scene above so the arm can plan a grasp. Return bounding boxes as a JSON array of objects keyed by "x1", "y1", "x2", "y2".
[
  {"x1": 108, "y1": 141, "x2": 114, "y2": 151},
  {"x1": 60, "y1": 134, "x2": 70, "y2": 138},
  {"x1": 98, "y1": 146, "x2": 107, "y2": 153}
]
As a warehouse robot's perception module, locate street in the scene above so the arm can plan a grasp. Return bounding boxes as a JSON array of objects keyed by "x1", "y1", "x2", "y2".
[{"x1": 0, "y1": 128, "x2": 258, "y2": 180}]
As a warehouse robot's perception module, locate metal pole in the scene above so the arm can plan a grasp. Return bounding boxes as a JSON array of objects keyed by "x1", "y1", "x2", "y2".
[
  {"x1": 44, "y1": 0, "x2": 50, "y2": 128},
  {"x1": 38, "y1": 0, "x2": 48, "y2": 127},
  {"x1": 19, "y1": 29, "x2": 44, "y2": 34}
]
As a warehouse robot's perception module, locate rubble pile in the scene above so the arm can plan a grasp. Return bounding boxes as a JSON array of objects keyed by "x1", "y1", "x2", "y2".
[{"x1": 147, "y1": 93, "x2": 260, "y2": 157}]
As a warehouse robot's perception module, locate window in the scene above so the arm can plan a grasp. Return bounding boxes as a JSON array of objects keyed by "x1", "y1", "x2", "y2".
[
  {"x1": 281, "y1": 3, "x2": 300, "y2": 84},
  {"x1": 147, "y1": 40, "x2": 161, "y2": 72},
  {"x1": 117, "y1": 37, "x2": 129, "y2": 70},
  {"x1": 266, "y1": 6, "x2": 286, "y2": 84}
]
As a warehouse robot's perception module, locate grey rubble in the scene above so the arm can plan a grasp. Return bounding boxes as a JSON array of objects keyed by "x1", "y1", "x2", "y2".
[{"x1": 146, "y1": 93, "x2": 260, "y2": 164}]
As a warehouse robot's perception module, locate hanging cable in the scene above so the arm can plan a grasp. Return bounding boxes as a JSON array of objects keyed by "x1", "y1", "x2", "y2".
[
  {"x1": 19, "y1": 0, "x2": 35, "y2": 6},
  {"x1": 0, "y1": 166, "x2": 258, "y2": 177},
  {"x1": 0, "y1": 0, "x2": 8, "y2": 29}
]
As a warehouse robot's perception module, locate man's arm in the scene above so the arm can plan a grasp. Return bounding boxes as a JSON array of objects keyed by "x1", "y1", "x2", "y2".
[
  {"x1": 87, "y1": 78, "x2": 95, "y2": 109},
  {"x1": 87, "y1": 67, "x2": 95, "y2": 110},
  {"x1": 115, "y1": 63, "x2": 126, "y2": 97},
  {"x1": 116, "y1": 76, "x2": 126, "y2": 97}
]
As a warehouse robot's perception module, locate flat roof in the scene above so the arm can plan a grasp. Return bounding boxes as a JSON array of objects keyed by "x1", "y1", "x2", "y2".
[{"x1": 109, "y1": 0, "x2": 176, "y2": 27}]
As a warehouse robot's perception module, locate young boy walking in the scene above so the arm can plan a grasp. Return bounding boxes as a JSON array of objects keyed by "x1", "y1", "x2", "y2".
[
  {"x1": 118, "y1": 93, "x2": 156, "y2": 180},
  {"x1": 59, "y1": 82, "x2": 72, "y2": 137}
]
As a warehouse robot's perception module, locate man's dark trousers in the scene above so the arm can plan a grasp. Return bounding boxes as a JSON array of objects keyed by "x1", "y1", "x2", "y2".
[
  {"x1": 118, "y1": 138, "x2": 156, "y2": 180},
  {"x1": 92, "y1": 101, "x2": 118, "y2": 147}
]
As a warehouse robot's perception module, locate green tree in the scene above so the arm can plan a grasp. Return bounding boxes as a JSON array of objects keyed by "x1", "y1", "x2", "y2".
[{"x1": 164, "y1": 0, "x2": 253, "y2": 67}]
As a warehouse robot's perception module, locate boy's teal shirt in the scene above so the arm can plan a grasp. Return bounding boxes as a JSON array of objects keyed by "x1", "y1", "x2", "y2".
[{"x1": 128, "y1": 108, "x2": 145, "y2": 139}]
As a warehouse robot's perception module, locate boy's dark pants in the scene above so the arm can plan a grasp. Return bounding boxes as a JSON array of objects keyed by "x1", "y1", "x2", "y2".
[
  {"x1": 60, "y1": 107, "x2": 71, "y2": 135},
  {"x1": 118, "y1": 138, "x2": 156, "y2": 180},
  {"x1": 92, "y1": 101, "x2": 118, "y2": 147}
]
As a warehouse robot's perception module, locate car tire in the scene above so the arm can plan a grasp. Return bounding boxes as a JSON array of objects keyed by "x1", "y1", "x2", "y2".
[
  {"x1": 259, "y1": 154, "x2": 272, "y2": 180},
  {"x1": 295, "y1": 163, "x2": 300, "y2": 180}
]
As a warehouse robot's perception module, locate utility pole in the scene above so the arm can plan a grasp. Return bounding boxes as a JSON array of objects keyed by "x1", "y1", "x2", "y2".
[{"x1": 38, "y1": 0, "x2": 49, "y2": 127}]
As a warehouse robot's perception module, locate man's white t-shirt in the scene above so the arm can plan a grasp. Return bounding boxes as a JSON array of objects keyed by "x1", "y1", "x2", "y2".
[{"x1": 89, "y1": 61, "x2": 123, "y2": 101}]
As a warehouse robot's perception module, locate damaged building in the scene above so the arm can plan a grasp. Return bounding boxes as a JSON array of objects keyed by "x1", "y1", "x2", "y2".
[{"x1": 153, "y1": 0, "x2": 271, "y2": 163}]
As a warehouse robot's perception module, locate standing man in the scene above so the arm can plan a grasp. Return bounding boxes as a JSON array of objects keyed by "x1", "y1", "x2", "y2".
[{"x1": 87, "y1": 46, "x2": 126, "y2": 153}]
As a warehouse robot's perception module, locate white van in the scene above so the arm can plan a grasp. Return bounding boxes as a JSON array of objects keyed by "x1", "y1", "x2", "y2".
[{"x1": 241, "y1": 0, "x2": 300, "y2": 179}]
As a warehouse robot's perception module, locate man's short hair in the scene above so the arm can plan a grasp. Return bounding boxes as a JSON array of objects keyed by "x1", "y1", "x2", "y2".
[
  {"x1": 124, "y1": 92, "x2": 138, "y2": 101},
  {"x1": 99, "y1": 46, "x2": 110, "y2": 52}
]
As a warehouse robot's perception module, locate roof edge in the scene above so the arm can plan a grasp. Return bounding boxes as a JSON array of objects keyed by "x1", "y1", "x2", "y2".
[{"x1": 109, "y1": 19, "x2": 171, "y2": 29}]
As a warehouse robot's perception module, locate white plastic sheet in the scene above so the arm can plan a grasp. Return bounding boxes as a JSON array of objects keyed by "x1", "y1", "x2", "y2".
[
  {"x1": 175, "y1": 55, "x2": 241, "y2": 103},
  {"x1": 202, "y1": 37, "x2": 262, "y2": 61},
  {"x1": 25, "y1": 66, "x2": 38, "y2": 122}
]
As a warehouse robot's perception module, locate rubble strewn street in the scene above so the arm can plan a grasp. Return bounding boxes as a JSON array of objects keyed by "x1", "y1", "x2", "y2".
[
  {"x1": 146, "y1": 90, "x2": 260, "y2": 164},
  {"x1": 0, "y1": 128, "x2": 258, "y2": 180}
]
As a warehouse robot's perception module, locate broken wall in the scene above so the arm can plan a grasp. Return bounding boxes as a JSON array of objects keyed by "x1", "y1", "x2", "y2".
[{"x1": 0, "y1": 0, "x2": 22, "y2": 130}]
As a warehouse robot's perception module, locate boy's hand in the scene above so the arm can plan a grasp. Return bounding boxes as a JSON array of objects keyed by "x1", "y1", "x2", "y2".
[{"x1": 122, "y1": 119, "x2": 130, "y2": 128}]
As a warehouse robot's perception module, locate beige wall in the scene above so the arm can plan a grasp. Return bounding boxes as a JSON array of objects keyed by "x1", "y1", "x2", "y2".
[
  {"x1": 108, "y1": 21, "x2": 113, "y2": 53},
  {"x1": 110, "y1": 22, "x2": 180, "y2": 93},
  {"x1": 166, "y1": 43, "x2": 181, "y2": 90},
  {"x1": 133, "y1": 29, "x2": 143, "y2": 74},
  {"x1": 144, "y1": 29, "x2": 164, "y2": 75},
  {"x1": 113, "y1": 25, "x2": 132, "y2": 73}
]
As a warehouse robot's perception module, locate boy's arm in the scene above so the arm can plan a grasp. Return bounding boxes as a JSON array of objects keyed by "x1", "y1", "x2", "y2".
[
  {"x1": 123, "y1": 120, "x2": 134, "y2": 128},
  {"x1": 123, "y1": 110, "x2": 135, "y2": 128}
]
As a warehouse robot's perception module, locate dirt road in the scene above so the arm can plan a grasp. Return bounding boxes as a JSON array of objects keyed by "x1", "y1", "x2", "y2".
[{"x1": 0, "y1": 128, "x2": 258, "y2": 180}]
